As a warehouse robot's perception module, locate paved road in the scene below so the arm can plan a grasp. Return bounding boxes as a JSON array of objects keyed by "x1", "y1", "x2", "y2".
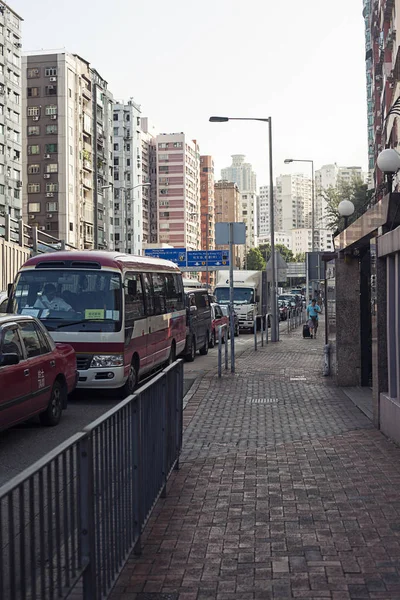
[{"x1": 0, "y1": 332, "x2": 256, "y2": 487}]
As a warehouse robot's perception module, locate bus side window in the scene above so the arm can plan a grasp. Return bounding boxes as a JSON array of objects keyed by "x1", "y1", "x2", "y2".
[
  {"x1": 164, "y1": 273, "x2": 184, "y2": 312},
  {"x1": 124, "y1": 273, "x2": 144, "y2": 323},
  {"x1": 142, "y1": 273, "x2": 154, "y2": 316},
  {"x1": 151, "y1": 273, "x2": 167, "y2": 315}
]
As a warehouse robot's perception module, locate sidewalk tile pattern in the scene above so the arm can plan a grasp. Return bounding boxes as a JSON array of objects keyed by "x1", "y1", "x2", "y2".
[{"x1": 110, "y1": 327, "x2": 400, "y2": 599}]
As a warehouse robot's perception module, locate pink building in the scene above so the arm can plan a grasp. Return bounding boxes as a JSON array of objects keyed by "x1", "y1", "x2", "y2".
[{"x1": 156, "y1": 133, "x2": 200, "y2": 251}]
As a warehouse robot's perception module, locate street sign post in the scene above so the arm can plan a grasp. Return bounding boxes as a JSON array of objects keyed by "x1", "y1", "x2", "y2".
[
  {"x1": 144, "y1": 248, "x2": 187, "y2": 268},
  {"x1": 187, "y1": 250, "x2": 230, "y2": 268}
]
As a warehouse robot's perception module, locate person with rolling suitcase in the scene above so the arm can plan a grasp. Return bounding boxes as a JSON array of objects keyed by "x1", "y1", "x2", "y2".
[{"x1": 306, "y1": 299, "x2": 321, "y2": 339}]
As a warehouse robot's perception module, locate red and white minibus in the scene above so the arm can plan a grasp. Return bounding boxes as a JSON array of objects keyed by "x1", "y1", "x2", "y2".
[{"x1": 7, "y1": 251, "x2": 186, "y2": 394}]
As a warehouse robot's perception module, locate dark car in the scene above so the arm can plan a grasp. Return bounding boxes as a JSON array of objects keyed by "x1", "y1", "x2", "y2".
[
  {"x1": 182, "y1": 289, "x2": 212, "y2": 361},
  {"x1": 0, "y1": 314, "x2": 77, "y2": 432},
  {"x1": 220, "y1": 305, "x2": 240, "y2": 337}
]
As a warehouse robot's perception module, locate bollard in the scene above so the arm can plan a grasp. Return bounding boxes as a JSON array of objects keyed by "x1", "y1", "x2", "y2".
[
  {"x1": 224, "y1": 325, "x2": 228, "y2": 370},
  {"x1": 218, "y1": 326, "x2": 223, "y2": 378},
  {"x1": 254, "y1": 317, "x2": 257, "y2": 351},
  {"x1": 323, "y1": 344, "x2": 330, "y2": 376}
]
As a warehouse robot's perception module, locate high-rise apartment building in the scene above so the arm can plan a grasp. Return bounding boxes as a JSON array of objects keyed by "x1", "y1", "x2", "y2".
[
  {"x1": 113, "y1": 99, "x2": 143, "y2": 254},
  {"x1": 363, "y1": 0, "x2": 397, "y2": 189},
  {"x1": 214, "y1": 180, "x2": 243, "y2": 267},
  {"x1": 259, "y1": 231, "x2": 292, "y2": 250},
  {"x1": 141, "y1": 117, "x2": 157, "y2": 246},
  {"x1": 0, "y1": 4, "x2": 23, "y2": 220},
  {"x1": 292, "y1": 228, "x2": 333, "y2": 254},
  {"x1": 155, "y1": 133, "x2": 200, "y2": 251},
  {"x1": 23, "y1": 52, "x2": 98, "y2": 248},
  {"x1": 275, "y1": 174, "x2": 312, "y2": 233},
  {"x1": 200, "y1": 155, "x2": 215, "y2": 251},
  {"x1": 257, "y1": 185, "x2": 277, "y2": 238},
  {"x1": 240, "y1": 191, "x2": 257, "y2": 250},
  {"x1": 221, "y1": 154, "x2": 257, "y2": 193},
  {"x1": 91, "y1": 69, "x2": 114, "y2": 250}
]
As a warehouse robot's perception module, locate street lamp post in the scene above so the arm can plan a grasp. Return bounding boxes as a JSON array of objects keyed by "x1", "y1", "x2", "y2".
[
  {"x1": 377, "y1": 148, "x2": 400, "y2": 194},
  {"x1": 209, "y1": 115, "x2": 278, "y2": 342},
  {"x1": 284, "y1": 158, "x2": 315, "y2": 251}
]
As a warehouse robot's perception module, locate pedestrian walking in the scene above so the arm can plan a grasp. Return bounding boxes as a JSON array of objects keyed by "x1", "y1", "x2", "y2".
[{"x1": 306, "y1": 298, "x2": 321, "y2": 339}]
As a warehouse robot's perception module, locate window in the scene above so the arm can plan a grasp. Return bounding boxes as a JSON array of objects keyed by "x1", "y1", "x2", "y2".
[
  {"x1": 46, "y1": 163, "x2": 58, "y2": 173},
  {"x1": 151, "y1": 273, "x2": 167, "y2": 315},
  {"x1": 27, "y1": 87, "x2": 39, "y2": 97},
  {"x1": 124, "y1": 273, "x2": 145, "y2": 323},
  {"x1": 114, "y1": 171, "x2": 119, "y2": 181},
  {"x1": 45, "y1": 105, "x2": 57, "y2": 115},
  {"x1": 142, "y1": 273, "x2": 154, "y2": 316},
  {"x1": 27, "y1": 125, "x2": 40, "y2": 136},
  {"x1": 114, "y1": 157, "x2": 119, "y2": 166},
  {"x1": 45, "y1": 85, "x2": 57, "y2": 96},
  {"x1": 164, "y1": 273, "x2": 184, "y2": 311},
  {"x1": 46, "y1": 124, "x2": 57, "y2": 134},
  {"x1": 45, "y1": 143, "x2": 57, "y2": 154},
  {"x1": 28, "y1": 145, "x2": 40, "y2": 155},
  {"x1": 28, "y1": 164, "x2": 40, "y2": 175},
  {"x1": 27, "y1": 68, "x2": 40, "y2": 79},
  {"x1": 127, "y1": 158, "x2": 131, "y2": 166},
  {"x1": 27, "y1": 106, "x2": 40, "y2": 117},
  {"x1": 1, "y1": 327, "x2": 23, "y2": 359},
  {"x1": 0, "y1": 184, "x2": 4, "y2": 195},
  {"x1": 113, "y1": 127, "x2": 118, "y2": 136},
  {"x1": 28, "y1": 183, "x2": 40, "y2": 193},
  {"x1": 18, "y1": 321, "x2": 43, "y2": 358},
  {"x1": 113, "y1": 113, "x2": 118, "y2": 121},
  {"x1": 45, "y1": 67, "x2": 57, "y2": 77},
  {"x1": 46, "y1": 183, "x2": 58, "y2": 193},
  {"x1": 46, "y1": 201, "x2": 58, "y2": 211},
  {"x1": 28, "y1": 202, "x2": 41, "y2": 213},
  {"x1": 114, "y1": 218, "x2": 120, "y2": 226},
  {"x1": 114, "y1": 143, "x2": 119, "y2": 151}
]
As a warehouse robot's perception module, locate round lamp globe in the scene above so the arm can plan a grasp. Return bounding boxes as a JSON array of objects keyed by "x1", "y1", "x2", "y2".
[
  {"x1": 377, "y1": 148, "x2": 400, "y2": 173},
  {"x1": 338, "y1": 200, "x2": 355, "y2": 217}
]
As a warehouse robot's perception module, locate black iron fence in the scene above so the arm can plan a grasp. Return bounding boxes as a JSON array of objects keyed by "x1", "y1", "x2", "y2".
[{"x1": 0, "y1": 359, "x2": 184, "y2": 600}]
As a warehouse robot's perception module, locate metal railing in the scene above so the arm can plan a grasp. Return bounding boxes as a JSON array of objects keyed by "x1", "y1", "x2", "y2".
[
  {"x1": 218, "y1": 324, "x2": 229, "y2": 377},
  {"x1": 0, "y1": 213, "x2": 76, "y2": 254},
  {"x1": 0, "y1": 360, "x2": 184, "y2": 600},
  {"x1": 283, "y1": 307, "x2": 306, "y2": 334}
]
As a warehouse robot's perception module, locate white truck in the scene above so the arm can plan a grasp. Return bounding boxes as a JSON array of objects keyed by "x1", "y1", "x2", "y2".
[{"x1": 214, "y1": 270, "x2": 268, "y2": 330}]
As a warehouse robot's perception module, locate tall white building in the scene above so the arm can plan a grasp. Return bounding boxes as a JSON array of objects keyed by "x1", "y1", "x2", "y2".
[
  {"x1": 275, "y1": 174, "x2": 312, "y2": 233},
  {"x1": 0, "y1": 4, "x2": 23, "y2": 220},
  {"x1": 155, "y1": 132, "x2": 200, "y2": 251},
  {"x1": 140, "y1": 117, "x2": 157, "y2": 246},
  {"x1": 221, "y1": 154, "x2": 257, "y2": 193},
  {"x1": 113, "y1": 99, "x2": 143, "y2": 254},
  {"x1": 257, "y1": 185, "x2": 277, "y2": 238},
  {"x1": 259, "y1": 231, "x2": 292, "y2": 250},
  {"x1": 240, "y1": 191, "x2": 257, "y2": 250},
  {"x1": 292, "y1": 228, "x2": 333, "y2": 254}
]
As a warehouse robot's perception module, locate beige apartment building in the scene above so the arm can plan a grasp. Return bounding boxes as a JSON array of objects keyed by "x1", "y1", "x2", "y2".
[
  {"x1": 155, "y1": 132, "x2": 200, "y2": 251},
  {"x1": 214, "y1": 180, "x2": 243, "y2": 268},
  {"x1": 22, "y1": 52, "x2": 114, "y2": 249}
]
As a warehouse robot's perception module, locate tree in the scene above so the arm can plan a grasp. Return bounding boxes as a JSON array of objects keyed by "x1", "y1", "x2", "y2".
[
  {"x1": 294, "y1": 252, "x2": 305, "y2": 263},
  {"x1": 246, "y1": 247, "x2": 266, "y2": 270},
  {"x1": 275, "y1": 244, "x2": 294, "y2": 263},
  {"x1": 321, "y1": 177, "x2": 374, "y2": 232}
]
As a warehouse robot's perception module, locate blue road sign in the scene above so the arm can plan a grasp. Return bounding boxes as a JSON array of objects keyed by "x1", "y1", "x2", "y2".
[
  {"x1": 144, "y1": 248, "x2": 187, "y2": 267},
  {"x1": 187, "y1": 250, "x2": 230, "y2": 268}
]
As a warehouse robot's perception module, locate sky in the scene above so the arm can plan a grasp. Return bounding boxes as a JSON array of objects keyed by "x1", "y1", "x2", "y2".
[{"x1": 12, "y1": 0, "x2": 368, "y2": 187}]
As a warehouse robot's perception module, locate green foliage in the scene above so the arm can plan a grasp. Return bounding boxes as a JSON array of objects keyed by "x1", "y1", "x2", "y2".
[
  {"x1": 294, "y1": 252, "x2": 305, "y2": 262},
  {"x1": 275, "y1": 244, "x2": 294, "y2": 263},
  {"x1": 246, "y1": 247, "x2": 266, "y2": 270},
  {"x1": 321, "y1": 177, "x2": 374, "y2": 232}
]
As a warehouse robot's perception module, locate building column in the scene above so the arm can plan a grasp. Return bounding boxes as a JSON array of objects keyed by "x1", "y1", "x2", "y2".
[
  {"x1": 335, "y1": 255, "x2": 361, "y2": 386},
  {"x1": 371, "y1": 237, "x2": 388, "y2": 428}
]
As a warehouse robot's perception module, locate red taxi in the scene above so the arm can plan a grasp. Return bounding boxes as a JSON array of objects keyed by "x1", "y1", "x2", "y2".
[
  {"x1": 0, "y1": 314, "x2": 77, "y2": 432},
  {"x1": 209, "y1": 302, "x2": 229, "y2": 347}
]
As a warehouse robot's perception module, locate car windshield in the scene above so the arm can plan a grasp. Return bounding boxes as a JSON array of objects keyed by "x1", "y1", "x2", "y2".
[
  {"x1": 214, "y1": 287, "x2": 255, "y2": 305},
  {"x1": 10, "y1": 269, "x2": 122, "y2": 332}
]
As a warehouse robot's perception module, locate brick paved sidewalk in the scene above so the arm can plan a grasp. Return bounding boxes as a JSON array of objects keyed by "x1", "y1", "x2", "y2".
[{"x1": 110, "y1": 324, "x2": 400, "y2": 600}]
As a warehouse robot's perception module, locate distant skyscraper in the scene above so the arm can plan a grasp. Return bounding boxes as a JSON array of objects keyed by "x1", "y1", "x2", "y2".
[
  {"x1": 141, "y1": 117, "x2": 157, "y2": 246},
  {"x1": 214, "y1": 180, "x2": 243, "y2": 267},
  {"x1": 221, "y1": 154, "x2": 257, "y2": 193},
  {"x1": 257, "y1": 185, "x2": 276, "y2": 238}
]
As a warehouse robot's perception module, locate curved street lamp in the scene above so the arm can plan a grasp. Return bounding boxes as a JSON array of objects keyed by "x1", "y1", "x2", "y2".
[
  {"x1": 209, "y1": 115, "x2": 279, "y2": 343},
  {"x1": 338, "y1": 200, "x2": 355, "y2": 230}
]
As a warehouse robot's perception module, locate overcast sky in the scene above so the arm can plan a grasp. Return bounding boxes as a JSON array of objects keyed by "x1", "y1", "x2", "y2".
[{"x1": 13, "y1": 0, "x2": 368, "y2": 186}]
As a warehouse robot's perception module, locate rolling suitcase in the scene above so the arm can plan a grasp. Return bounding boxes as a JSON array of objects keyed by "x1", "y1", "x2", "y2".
[{"x1": 303, "y1": 323, "x2": 311, "y2": 338}]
